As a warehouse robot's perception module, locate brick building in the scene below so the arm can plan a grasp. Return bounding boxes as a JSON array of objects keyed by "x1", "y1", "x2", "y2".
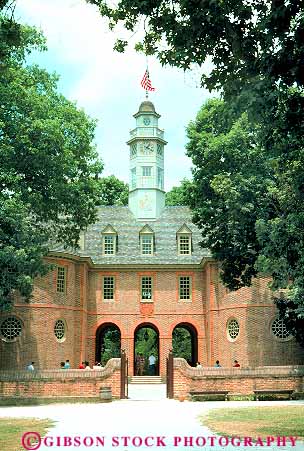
[{"x1": 1, "y1": 100, "x2": 303, "y2": 375}]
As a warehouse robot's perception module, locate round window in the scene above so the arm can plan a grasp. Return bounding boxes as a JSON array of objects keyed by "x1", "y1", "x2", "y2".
[
  {"x1": 0, "y1": 317, "x2": 22, "y2": 342},
  {"x1": 271, "y1": 318, "x2": 292, "y2": 341},
  {"x1": 54, "y1": 319, "x2": 66, "y2": 342},
  {"x1": 227, "y1": 319, "x2": 240, "y2": 341}
]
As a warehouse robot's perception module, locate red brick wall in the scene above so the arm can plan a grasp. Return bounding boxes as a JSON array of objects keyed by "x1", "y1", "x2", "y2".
[
  {"x1": 0, "y1": 360, "x2": 121, "y2": 399},
  {"x1": 173, "y1": 359, "x2": 304, "y2": 399}
]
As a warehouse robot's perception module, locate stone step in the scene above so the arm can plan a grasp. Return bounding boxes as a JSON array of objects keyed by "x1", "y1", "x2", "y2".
[{"x1": 129, "y1": 376, "x2": 163, "y2": 384}]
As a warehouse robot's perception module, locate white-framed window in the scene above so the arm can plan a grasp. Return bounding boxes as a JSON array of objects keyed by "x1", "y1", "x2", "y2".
[
  {"x1": 102, "y1": 226, "x2": 117, "y2": 255},
  {"x1": 57, "y1": 266, "x2": 66, "y2": 293},
  {"x1": 0, "y1": 316, "x2": 22, "y2": 342},
  {"x1": 179, "y1": 276, "x2": 192, "y2": 301},
  {"x1": 227, "y1": 318, "x2": 240, "y2": 341},
  {"x1": 103, "y1": 276, "x2": 115, "y2": 300},
  {"x1": 54, "y1": 319, "x2": 66, "y2": 342},
  {"x1": 142, "y1": 166, "x2": 152, "y2": 177},
  {"x1": 178, "y1": 235, "x2": 191, "y2": 255},
  {"x1": 271, "y1": 317, "x2": 292, "y2": 341},
  {"x1": 141, "y1": 235, "x2": 153, "y2": 255},
  {"x1": 141, "y1": 276, "x2": 153, "y2": 301},
  {"x1": 177, "y1": 225, "x2": 192, "y2": 255},
  {"x1": 103, "y1": 235, "x2": 115, "y2": 254}
]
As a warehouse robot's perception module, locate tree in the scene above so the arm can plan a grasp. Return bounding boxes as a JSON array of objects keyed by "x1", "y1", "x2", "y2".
[
  {"x1": 87, "y1": 1, "x2": 304, "y2": 96},
  {"x1": 0, "y1": 16, "x2": 103, "y2": 309},
  {"x1": 165, "y1": 179, "x2": 192, "y2": 206},
  {"x1": 99, "y1": 175, "x2": 128, "y2": 206},
  {"x1": 186, "y1": 98, "x2": 304, "y2": 346}
]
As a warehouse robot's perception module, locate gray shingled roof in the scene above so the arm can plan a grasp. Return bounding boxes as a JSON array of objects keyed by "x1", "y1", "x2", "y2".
[{"x1": 75, "y1": 205, "x2": 210, "y2": 266}]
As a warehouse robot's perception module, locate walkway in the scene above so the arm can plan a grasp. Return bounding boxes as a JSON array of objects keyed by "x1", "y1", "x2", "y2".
[{"x1": 0, "y1": 399, "x2": 303, "y2": 451}]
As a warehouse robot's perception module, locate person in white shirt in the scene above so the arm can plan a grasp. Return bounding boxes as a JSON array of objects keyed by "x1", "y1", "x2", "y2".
[{"x1": 148, "y1": 354, "x2": 156, "y2": 375}]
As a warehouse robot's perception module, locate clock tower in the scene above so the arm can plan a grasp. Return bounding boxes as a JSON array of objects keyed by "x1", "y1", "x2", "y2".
[{"x1": 127, "y1": 100, "x2": 167, "y2": 220}]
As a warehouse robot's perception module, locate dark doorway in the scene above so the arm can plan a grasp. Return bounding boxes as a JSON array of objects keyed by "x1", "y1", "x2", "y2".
[
  {"x1": 134, "y1": 324, "x2": 159, "y2": 376},
  {"x1": 95, "y1": 323, "x2": 121, "y2": 366},
  {"x1": 172, "y1": 323, "x2": 198, "y2": 366}
]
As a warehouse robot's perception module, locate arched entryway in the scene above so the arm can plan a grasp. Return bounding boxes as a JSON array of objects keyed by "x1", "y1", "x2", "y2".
[
  {"x1": 134, "y1": 323, "x2": 159, "y2": 376},
  {"x1": 172, "y1": 323, "x2": 198, "y2": 367},
  {"x1": 95, "y1": 323, "x2": 121, "y2": 366}
]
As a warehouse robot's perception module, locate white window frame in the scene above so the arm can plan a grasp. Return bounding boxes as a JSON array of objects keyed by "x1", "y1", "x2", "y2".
[
  {"x1": 103, "y1": 234, "x2": 116, "y2": 255},
  {"x1": 142, "y1": 166, "x2": 152, "y2": 177},
  {"x1": 141, "y1": 276, "x2": 153, "y2": 302},
  {"x1": 178, "y1": 234, "x2": 191, "y2": 255},
  {"x1": 140, "y1": 234, "x2": 153, "y2": 255},
  {"x1": 179, "y1": 276, "x2": 192, "y2": 301},
  {"x1": 56, "y1": 266, "x2": 66, "y2": 293},
  {"x1": 103, "y1": 276, "x2": 115, "y2": 301}
]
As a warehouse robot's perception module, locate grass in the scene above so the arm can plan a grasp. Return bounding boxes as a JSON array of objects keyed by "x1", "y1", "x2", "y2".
[
  {"x1": 201, "y1": 406, "x2": 304, "y2": 441},
  {"x1": 0, "y1": 417, "x2": 54, "y2": 451}
]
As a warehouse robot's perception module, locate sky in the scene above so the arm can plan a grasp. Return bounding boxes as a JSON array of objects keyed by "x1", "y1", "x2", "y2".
[{"x1": 15, "y1": 0, "x2": 213, "y2": 191}]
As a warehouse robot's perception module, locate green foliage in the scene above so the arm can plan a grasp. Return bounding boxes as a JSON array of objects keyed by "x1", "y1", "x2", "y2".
[
  {"x1": 165, "y1": 178, "x2": 193, "y2": 206},
  {"x1": 0, "y1": 15, "x2": 104, "y2": 309},
  {"x1": 87, "y1": 1, "x2": 304, "y2": 95},
  {"x1": 100, "y1": 326, "x2": 121, "y2": 365},
  {"x1": 186, "y1": 97, "x2": 304, "y2": 346},
  {"x1": 135, "y1": 328, "x2": 158, "y2": 374},
  {"x1": 172, "y1": 327, "x2": 192, "y2": 362},
  {"x1": 99, "y1": 175, "x2": 129, "y2": 206}
]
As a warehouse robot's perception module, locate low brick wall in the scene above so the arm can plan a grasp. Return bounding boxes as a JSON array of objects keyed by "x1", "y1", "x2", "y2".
[
  {"x1": 0, "y1": 359, "x2": 121, "y2": 400},
  {"x1": 174, "y1": 359, "x2": 304, "y2": 399}
]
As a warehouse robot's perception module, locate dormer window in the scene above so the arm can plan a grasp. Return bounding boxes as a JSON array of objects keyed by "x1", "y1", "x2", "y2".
[
  {"x1": 177, "y1": 225, "x2": 192, "y2": 255},
  {"x1": 102, "y1": 225, "x2": 117, "y2": 255},
  {"x1": 140, "y1": 225, "x2": 154, "y2": 255}
]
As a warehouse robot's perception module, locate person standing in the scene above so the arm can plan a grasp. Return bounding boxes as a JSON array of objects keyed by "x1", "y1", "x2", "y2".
[{"x1": 148, "y1": 354, "x2": 156, "y2": 375}]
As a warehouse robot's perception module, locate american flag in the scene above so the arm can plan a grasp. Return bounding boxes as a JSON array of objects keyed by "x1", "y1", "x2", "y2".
[{"x1": 141, "y1": 69, "x2": 155, "y2": 91}]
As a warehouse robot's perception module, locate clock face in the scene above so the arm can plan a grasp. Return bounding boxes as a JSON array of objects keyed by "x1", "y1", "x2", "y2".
[
  {"x1": 143, "y1": 142, "x2": 153, "y2": 154},
  {"x1": 143, "y1": 117, "x2": 151, "y2": 126}
]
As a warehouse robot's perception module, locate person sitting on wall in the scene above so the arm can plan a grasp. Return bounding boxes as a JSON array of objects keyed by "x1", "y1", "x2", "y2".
[
  {"x1": 93, "y1": 361, "x2": 102, "y2": 370},
  {"x1": 84, "y1": 361, "x2": 92, "y2": 370},
  {"x1": 27, "y1": 362, "x2": 35, "y2": 371},
  {"x1": 214, "y1": 360, "x2": 221, "y2": 368},
  {"x1": 79, "y1": 362, "x2": 85, "y2": 369},
  {"x1": 64, "y1": 359, "x2": 70, "y2": 369},
  {"x1": 60, "y1": 361, "x2": 65, "y2": 369},
  {"x1": 196, "y1": 362, "x2": 202, "y2": 369},
  {"x1": 233, "y1": 360, "x2": 240, "y2": 367}
]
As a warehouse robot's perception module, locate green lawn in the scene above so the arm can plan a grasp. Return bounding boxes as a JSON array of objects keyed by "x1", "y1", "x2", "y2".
[
  {"x1": 201, "y1": 406, "x2": 304, "y2": 440},
  {"x1": 0, "y1": 417, "x2": 54, "y2": 451}
]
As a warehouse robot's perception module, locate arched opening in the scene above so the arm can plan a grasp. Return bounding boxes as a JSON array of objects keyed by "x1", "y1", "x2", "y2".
[
  {"x1": 172, "y1": 323, "x2": 198, "y2": 367},
  {"x1": 95, "y1": 323, "x2": 121, "y2": 366},
  {"x1": 134, "y1": 323, "x2": 159, "y2": 376}
]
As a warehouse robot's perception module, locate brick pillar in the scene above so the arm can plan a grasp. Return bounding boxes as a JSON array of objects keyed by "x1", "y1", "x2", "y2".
[{"x1": 160, "y1": 335, "x2": 172, "y2": 377}]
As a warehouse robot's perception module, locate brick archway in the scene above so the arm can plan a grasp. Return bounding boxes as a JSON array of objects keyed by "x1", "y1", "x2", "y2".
[
  {"x1": 134, "y1": 322, "x2": 159, "y2": 376},
  {"x1": 173, "y1": 322, "x2": 198, "y2": 367},
  {"x1": 95, "y1": 322, "x2": 121, "y2": 365}
]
